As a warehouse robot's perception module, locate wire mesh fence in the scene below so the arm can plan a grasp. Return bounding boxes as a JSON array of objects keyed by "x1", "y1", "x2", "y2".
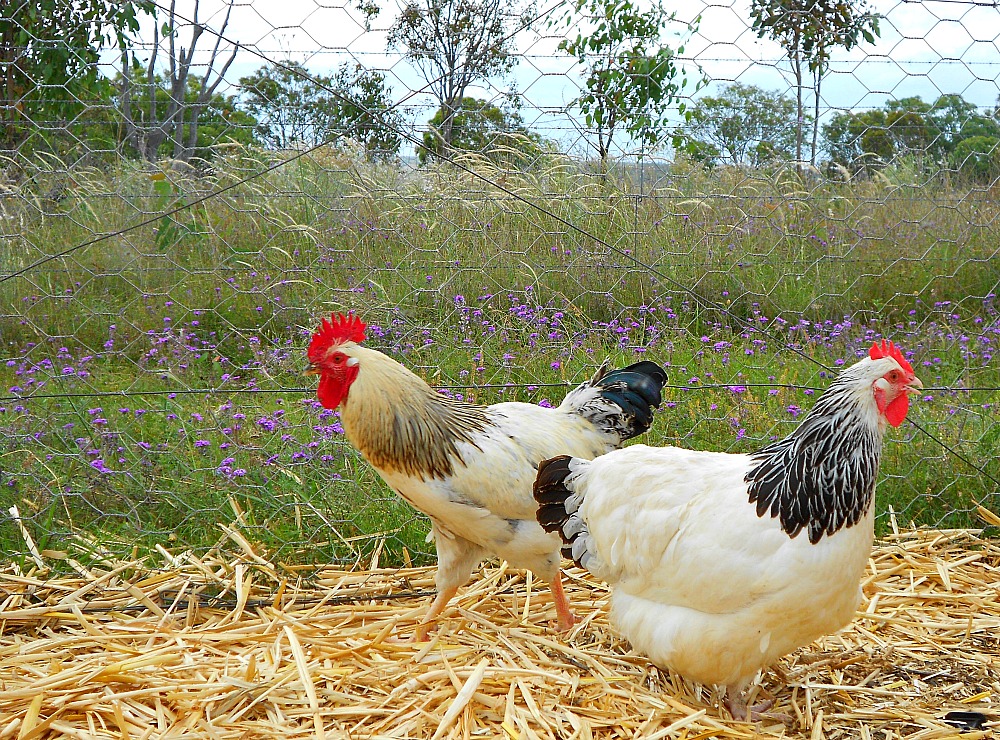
[{"x1": 1, "y1": 0, "x2": 998, "y2": 572}]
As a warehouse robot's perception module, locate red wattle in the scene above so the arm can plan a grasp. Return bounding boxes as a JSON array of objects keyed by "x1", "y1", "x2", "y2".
[
  {"x1": 317, "y1": 373, "x2": 347, "y2": 409},
  {"x1": 885, "y1": 394, "x2": 909, "y2": 428}
]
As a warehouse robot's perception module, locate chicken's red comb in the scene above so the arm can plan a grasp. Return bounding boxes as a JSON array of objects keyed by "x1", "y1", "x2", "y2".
[
  {"x1": 869, "y1": 339, "x2": 912, "y2": 373},
  {"x1": 308, "y1": 312, "x2": 366, "y2": 362}
]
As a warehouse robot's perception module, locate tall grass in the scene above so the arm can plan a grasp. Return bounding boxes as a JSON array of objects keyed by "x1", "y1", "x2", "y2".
[{"x1": 1, "y1": 146, "x2": 997, "y2": 568}]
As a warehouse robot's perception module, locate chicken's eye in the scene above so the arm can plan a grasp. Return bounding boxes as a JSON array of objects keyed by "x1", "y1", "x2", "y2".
[
  {"x1": 330, "y1": 352, "x2": 346, "y2": 365},
  {"x1": 887, "y1": 370, "x2": 900, "y2": 382}
]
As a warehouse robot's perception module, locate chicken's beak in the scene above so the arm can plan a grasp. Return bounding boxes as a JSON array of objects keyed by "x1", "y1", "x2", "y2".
[
  {"x1": 304, "y1": 366, "x2": 321, "y2": 376},
  {"x1": 906, "y1": 375, "x2": 924, "y2": 394}
]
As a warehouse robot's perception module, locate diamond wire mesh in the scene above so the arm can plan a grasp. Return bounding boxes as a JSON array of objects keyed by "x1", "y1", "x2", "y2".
[{"x1": 0, "y1": 0, "x2": 998, "y2": 571}]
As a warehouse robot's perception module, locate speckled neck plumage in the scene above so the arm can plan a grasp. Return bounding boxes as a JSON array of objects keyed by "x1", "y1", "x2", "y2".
[
  {"x1": 745, "y1": 373, "x2": 883, "y2": 544},
  {"x1": 339, "y1": 352, "x2": 489, "y2": 480}
]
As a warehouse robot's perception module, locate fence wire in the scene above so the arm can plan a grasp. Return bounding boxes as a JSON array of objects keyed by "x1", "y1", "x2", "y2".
[{"x1": 1, "y1": 0, "x2": 998, "y2": 571}]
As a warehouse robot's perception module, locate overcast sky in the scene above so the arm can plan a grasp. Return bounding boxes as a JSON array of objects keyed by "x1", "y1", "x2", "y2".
[{"x1": 108, "y1": 0, "x2": 1000, "y2": 155}]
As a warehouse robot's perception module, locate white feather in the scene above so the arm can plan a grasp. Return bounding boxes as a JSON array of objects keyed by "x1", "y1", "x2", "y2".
[
  {"x1": 376, "y1": 401, "x2": 622, "y2": 583},
  {"x1": 568, "y1": 443, "x2": 875, "y2": 691}
]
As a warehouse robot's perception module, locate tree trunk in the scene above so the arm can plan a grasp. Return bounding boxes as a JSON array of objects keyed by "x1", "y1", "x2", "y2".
[
  {"x1": 182, "y1": 104, "x2": 204, "y2": 161},
  {"x1": 811, "y1": 64, "x2": 821, "y2": 166},
  {"x1": 0, "y1": 21, "x2": 23, "y2": 150},
  {"x1": 117, "y1": 0, "x2": 236, "y2": 163},
  {"x1": 440, "y1": 97, "x2": 459, "y2": 148},
  {"x1": 793, "y1": 54, "x2": 804, "y2": 175}
]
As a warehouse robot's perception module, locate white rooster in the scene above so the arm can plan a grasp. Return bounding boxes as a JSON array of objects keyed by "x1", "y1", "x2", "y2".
[
  {"x1": 534, "y1": 340, "x2": 922, "y2": 719},
  {"x1": 307, "y1": 312, "x2": 667, "y2": 639}
]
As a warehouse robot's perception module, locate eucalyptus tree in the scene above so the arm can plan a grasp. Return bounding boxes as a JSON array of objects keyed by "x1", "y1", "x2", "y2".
[
  {"x1": 750, "y1": 0, "x2": 880, "y2": 168},
  {"x1": 389, "y1": 0, "x2": 533, "y2": 150},
  {"x1": 554, "y1": 0, "x2": 701, "y2": 164}
]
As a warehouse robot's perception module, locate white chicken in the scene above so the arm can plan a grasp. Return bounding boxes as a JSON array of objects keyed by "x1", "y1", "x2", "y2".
[
  {"x1": 307, "y1": 312, "x2": 667, "y2": 639},
  {"x1": 534, "y1": 340, "x2": 922, "y2": 719}
]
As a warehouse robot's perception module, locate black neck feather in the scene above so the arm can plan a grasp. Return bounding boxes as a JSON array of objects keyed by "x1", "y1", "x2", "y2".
[{"x1": 745, "y1": 384, "x2": 882, "y2": 544}]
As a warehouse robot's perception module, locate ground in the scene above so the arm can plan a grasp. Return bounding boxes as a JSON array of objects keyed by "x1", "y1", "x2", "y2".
[{"x1": 0, "y1": 528, "x2": 997, "y2": 739}]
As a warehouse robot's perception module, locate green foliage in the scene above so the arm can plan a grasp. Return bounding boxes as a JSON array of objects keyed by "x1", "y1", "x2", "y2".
[
  {"x1": 0, "y1": 0, "x2": 154, "y2": 155},
  {"x1": 950, "y1": 136, "x2": 1000, "y2": 182},
  {"x1": 823, "y1": 108, "x2": 892, "y2": 173},
  {"x1": 675, "y1": 84, "x2": 800, "y2": 167},
  {"x1": 750, "y1": 0, "x2": 881, "y2": 68},
  {"x1": 240, "y1": 61, "x2": 327, "y2": 149},
  {"x1": 824, "y1": 94, "x2": 1000, "y2": 176},
  {"x1": 554, "y1": 0, "x2": 701, "y2": 162},
  {"x1": 239, "y1": 61, "x2": 402, "y2": 159},
  {"x1": 191, "y1": 99, "x2": 259, "y2": 158},
  {"x1": 149, "y1": 175, "x2": 209, "y2": 252},
  {"x1": 419, "y1": 97, "x2": 548, "y2": 165}
]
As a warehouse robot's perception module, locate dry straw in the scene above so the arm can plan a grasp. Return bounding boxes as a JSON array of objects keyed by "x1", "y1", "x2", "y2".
[{"x1": 1, "y1": 520, "x2": 997, "y2": 739}]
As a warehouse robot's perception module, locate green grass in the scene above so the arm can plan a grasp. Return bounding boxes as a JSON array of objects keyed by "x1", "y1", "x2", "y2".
[{"x1": 1, "y1": 148, "x2": 998, "y2": 569}]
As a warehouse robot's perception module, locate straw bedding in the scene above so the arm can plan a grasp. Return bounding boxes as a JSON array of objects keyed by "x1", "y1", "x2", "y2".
[{"x1": 1, "y1": 521, "x2": 997, "y2": 739}]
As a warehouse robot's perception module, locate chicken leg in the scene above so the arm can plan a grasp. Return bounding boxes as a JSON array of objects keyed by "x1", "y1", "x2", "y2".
[
  {"x1": 414, "y1": 585, "x2": 459, "y2": 642},
  {"x1": 414, "y1": 570, "x2": 575, "y2": 641},
  {"x1": 549, "y1": 571, "x2": 577, "y2": 631}
]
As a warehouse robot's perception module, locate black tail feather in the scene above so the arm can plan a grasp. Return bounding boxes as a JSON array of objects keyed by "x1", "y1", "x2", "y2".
[
  {"x1": 594, "y1": 360, "x2": 667, "y2": 440},
  {"x1": 533, "y1": 455, "x2": 582, "y2": 564},
  {"x1": 605, "y1": 389, "x2": 657, "y2": 429},
  {"x1": 601, "y1": 360, "x2": 668, "y2": 387},
  {"x1": 534, "y1": 455, "x2": 574, "y2": 520}
]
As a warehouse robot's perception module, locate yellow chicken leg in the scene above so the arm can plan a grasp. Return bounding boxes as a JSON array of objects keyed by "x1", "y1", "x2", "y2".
[
  {"x1": 414, "y1": 585, "x2": 459, "y2": 642},
  {"x1": 550, "y1": 571, "x2": 577, "y2": 631}
]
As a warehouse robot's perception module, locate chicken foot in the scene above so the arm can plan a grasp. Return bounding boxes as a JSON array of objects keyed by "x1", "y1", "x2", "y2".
[{"x1": 724, "y1": 689, "x2": 780, "y2": 722}]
